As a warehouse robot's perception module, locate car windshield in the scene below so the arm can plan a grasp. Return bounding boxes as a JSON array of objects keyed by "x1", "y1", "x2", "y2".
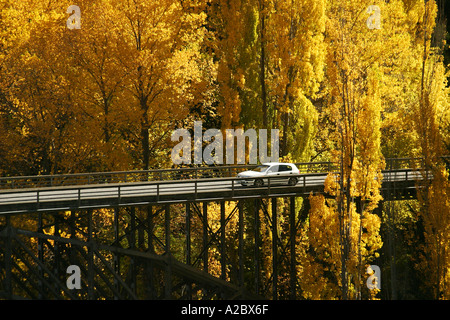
[{"x1": 252, "y1": 165, "x2": 269, "y2": 172}]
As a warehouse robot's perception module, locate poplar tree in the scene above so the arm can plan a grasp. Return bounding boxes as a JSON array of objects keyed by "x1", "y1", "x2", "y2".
[
  {"x1": 211, "y1": 0, "x2": 326, "y2": 161},
  {"x1": 414, "y1": 0, "x2": 450, "y2": 299},
  {"x1": 303, "y1": 0, "x2": 418, "y2": 299},
  {"x1": 106, "y1": 0, "x2": 208, "y2": 170}
]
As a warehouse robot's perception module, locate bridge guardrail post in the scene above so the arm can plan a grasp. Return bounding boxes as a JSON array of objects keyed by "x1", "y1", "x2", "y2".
[
  {"x1": 194, "y1": 180, "x2": 197, "y2": 200},
  {"x1": 36, "y1": 190, "x2": 40, "y2": 211},
  {"x1": 232, "y1": 178, "x2": 235, "y2": 198}
]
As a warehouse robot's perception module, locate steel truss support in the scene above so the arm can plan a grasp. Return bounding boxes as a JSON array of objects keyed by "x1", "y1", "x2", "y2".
[
  {"x1": 0, "y1": 195, "x2": 312, "y2": 300},
  {"x1": 253, "y1": 196, "x2": 309, "y2": 299}
]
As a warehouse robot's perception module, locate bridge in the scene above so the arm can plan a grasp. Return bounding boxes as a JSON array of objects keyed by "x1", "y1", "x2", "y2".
[{"x1": 0, "y1": 157, "x2": 446, "y2": 300}]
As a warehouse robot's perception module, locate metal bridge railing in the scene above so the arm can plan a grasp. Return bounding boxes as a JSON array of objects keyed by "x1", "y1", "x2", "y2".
[
  {"x1": 0, "y1": 172, "x2": 335, "y2": 215},
  {"x1": 0, "y1": 167, "x2": 430, "y2": 215},
  {"x1": 0, "y1": 156, "x2": 448, "y2": 190},
  {"x1": 0, "y1": 161, "x2": 334, "y2": 190}
]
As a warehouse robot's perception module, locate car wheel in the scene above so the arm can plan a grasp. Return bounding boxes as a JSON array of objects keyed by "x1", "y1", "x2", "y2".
[
  {"x1": 288, "y1": 177, "x2": 297, "y2": 186},
  {"x1": 254, "y1": 179, "x2": 264, "y2": 187}
]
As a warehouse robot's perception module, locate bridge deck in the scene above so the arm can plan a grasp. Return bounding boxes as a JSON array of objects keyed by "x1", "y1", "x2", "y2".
[{"x1": 0, "y1": 169, "x2": 423, "y2": 214}]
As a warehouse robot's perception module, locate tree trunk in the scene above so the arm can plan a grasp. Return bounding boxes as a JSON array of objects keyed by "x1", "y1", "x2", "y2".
[{"x1": 259, "y1": 0, "x2": 268, "y2": 128}]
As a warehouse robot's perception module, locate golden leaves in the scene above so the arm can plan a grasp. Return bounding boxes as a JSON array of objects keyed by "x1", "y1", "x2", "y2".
[{"x1": 0, "y1": 0, "x2": 213, "y2": 173}]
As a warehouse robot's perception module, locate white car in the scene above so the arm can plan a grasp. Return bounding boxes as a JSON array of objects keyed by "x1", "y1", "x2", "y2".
[{"x1": 237, "y1": 163, "x2": 300, "y2": 187}]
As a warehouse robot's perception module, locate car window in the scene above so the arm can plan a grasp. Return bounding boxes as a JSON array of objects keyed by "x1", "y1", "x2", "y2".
[
  {"x1": 252, "y1": 165, "x2": 269, "y2": 172},
  {"x1": 279, "y1": 165, "x2": 292, "y2": 172},
  {"x1": 267, "y1": 165, "x2": 279, "y2": 173}
]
